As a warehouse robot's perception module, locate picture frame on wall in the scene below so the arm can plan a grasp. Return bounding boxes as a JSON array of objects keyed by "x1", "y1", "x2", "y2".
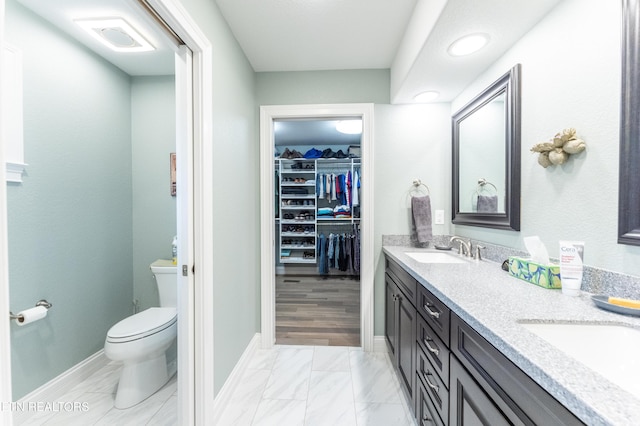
[{"x1": 170, "y1": 153, "x2": 176, "y2": 196}]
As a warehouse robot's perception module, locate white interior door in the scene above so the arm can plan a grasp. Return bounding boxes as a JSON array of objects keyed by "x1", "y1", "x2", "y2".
[
  {"x1": 0, "y1": 3, "x2": 13, "y2": 423},
  {"x1": 175, "y1": 44, "x2": 195, "y2": 426},
  {"x1": 149, "y1": 1, "x2": 215, "y2": 422}
]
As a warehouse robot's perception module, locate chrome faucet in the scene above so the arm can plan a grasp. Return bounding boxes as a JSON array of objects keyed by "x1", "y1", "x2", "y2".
[{"x1": 450, "y1": 236, "x2": 472, "y2": 257}]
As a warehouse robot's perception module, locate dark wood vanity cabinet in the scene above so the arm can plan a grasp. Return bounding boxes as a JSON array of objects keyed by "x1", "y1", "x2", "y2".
[
  {"x1": 384, "y1": 256, "x2": 585, "y2": 426},
  {"x1": 385, "y1": 258, "x2": 417, "y2": 402}
]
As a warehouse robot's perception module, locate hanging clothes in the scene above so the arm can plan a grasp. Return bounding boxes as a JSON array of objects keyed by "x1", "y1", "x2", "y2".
[
  {"x1": 331, "y1": 174, "x2": 337, "y2": 201},
  {"x1": 317, "y1": 233, "x2": 329, "y2": 275}
]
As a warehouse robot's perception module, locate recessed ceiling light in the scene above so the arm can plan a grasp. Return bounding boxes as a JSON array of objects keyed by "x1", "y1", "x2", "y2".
[
  {"x1": 336, "y1": 120, "x2": 362, "y2": 135},
  {"x1": 414, "y1": 91, "x2": 439, "y2": 103},
  {"x1": 448, "y1": 33, "x2": 489, "y2": 57},
  {"x1": 75, "y1": 18, "x2": 155, "y2": 52}
]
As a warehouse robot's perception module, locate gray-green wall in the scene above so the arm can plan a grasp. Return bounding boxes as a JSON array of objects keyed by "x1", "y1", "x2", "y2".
[
  {"x1": 131, "y1": 76, "x2": 176, "y2": 311},
  {"x1": 256, "y1": 70, "x2": 391, "y2": 105},
  {"x1": 6, "y1": 0, "x2": 133, "y2": 399},
  {"x1": 179, "y1": 0, "x2": 259, "y2": 394},
  {"x1": 450, "y1": 0, "x2": 638, "y2": 275}
]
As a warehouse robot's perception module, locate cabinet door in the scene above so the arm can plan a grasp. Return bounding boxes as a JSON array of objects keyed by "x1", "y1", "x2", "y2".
[
  {"x1": 397, "y1": 290, "x2": 416, "y2": 402},
  {"x1": 450, "y1": 356, "x2": 516, "y2": 426},
  {"x1": 385, "y1": 272, "x2": 398, "y2": 358}
]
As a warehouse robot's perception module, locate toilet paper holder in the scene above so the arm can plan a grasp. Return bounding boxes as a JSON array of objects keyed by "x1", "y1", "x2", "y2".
[{"x1": 9, "y1": 299, "x2": 52, "y2": 321}]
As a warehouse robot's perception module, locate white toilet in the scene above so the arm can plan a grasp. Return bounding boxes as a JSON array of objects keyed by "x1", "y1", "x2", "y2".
[{"x1": 105, "y1": 259, "x2": 177, "y2": 409}]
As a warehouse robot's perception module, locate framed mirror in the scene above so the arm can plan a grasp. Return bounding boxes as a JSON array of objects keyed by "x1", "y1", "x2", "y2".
[
  {"x1": 618, "y1": 0, "x2": 640, "y2": 245},
  {"x1": 452, "y1": 64, "x2": 521, "y2": 231}
]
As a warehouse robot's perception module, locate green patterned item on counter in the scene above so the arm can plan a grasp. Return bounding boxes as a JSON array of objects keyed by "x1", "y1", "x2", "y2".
[{"x1": 508, "y1": 256, "x2": 562, "y2": 289}]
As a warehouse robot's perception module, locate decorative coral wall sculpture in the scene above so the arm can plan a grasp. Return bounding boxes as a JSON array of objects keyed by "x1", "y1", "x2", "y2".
[{"x1": 531, "y1": 128, "x2": 586, "y2": 168}]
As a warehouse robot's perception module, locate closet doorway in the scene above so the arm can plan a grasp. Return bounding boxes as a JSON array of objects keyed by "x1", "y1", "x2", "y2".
[{"x1": 260, "y1": 104, "x2": 374, "y2": 351}]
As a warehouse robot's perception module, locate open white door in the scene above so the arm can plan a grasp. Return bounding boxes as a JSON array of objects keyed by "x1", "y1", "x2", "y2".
[
  {"x1": 151, "y1": 1, "x2": 215, "y2": 423},
  {"x1": 0, "y1": 1, "x2": 14, "y2": 424},
  {"x1": 174, "y1": 44, "x2": 195, "y2": 426}
]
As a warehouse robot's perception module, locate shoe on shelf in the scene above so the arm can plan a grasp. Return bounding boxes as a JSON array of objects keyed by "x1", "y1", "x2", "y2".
[
  {"x1": 321, "y1": 148, "x2": 334, "y2": 158},
  {"x1": 280, "y1": 148, "x2": 292, "y2": 159}
]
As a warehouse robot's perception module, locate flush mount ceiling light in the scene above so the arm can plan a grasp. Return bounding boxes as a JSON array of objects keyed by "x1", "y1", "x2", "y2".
[
  {"x1": 414, "y1": 91, "x2": 440, "y2": 103},
  {"x1": 448, "y1": 33, "x2": 490, "y2": 57},
  {"x1": 75, "y1": 18, "x2": 155, "y2": 52},
  {"x1": 336, "y1": 120, "x2": 362, "y2": 135}
]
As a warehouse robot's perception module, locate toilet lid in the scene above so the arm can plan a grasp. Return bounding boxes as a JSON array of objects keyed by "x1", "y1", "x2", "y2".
[{"x1": 107, "y1": 307, "x2": 177, "y2": 341}]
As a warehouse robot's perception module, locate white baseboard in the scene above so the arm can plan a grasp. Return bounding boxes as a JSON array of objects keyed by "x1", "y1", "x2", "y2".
[
  {"x1": 13, "y1": 350, "x2": 109, "y2": 425},
  {"x1": 212, "y1": 333, "x2": 261, "y2": 425},
  {"x1": 373, "y1": 335, "x2": 389, "y2": 353}
]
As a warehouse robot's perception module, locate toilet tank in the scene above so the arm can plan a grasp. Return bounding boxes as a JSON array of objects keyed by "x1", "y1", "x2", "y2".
[{"x1": 150, "y1": 259, "x2": 177, "y2": 308}]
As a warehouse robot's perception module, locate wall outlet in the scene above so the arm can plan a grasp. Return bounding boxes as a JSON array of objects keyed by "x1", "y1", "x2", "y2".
[{"x1": 435, "y1": 209, "x2": 445, "y2": 225}]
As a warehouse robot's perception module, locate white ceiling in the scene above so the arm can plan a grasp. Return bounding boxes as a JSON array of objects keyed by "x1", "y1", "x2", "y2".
[
  {"x1": 17, "y1": 0, "x2": 176, "y2": 76},
  {"x1": 274, "y1": 119, "x2": 362, "y2": 147},
  {"x1": 215, "y1": 0, "x2": 417, "y2": 72},
  {"x1": 390, "y1": 0, "x2": 563, "y2": 103},
  {"x1": 16, "y1": 0, "x2": 563, "y2": 103},
  {"x1": 216, "y1": 0, "x2": 563, "y2": 103}
]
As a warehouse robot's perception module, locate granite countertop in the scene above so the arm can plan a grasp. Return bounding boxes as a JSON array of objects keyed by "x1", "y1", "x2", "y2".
[{"x1": 383, "y1": 245, "x2": 640, "y2": 426}]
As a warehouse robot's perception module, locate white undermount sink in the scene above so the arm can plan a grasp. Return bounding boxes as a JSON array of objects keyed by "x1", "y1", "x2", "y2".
[
  {"x1": 520, "y1": 322, "x2": 640, "y2": 399},
  {"x1": 405, "y1": 251, "x2": 468, "y2": 264}
]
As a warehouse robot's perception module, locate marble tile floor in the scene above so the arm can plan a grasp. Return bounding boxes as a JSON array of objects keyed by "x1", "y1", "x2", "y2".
[
  {"x1": 16, "y1": 346, "x2": 414, "y2": 426},
  {"x1": 217, "y1": 345, "x2": 416, "y2": 426},
  {"x1": 16, "y1": 361, "x2": 177, "y2": 426}
]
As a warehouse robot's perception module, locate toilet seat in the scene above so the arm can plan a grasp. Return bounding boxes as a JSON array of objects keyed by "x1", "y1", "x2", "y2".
[{"x1": 107, "y1": 307, "x2": 176, "y2": 343}]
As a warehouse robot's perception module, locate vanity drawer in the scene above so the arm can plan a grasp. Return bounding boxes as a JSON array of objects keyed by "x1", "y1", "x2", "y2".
[
  {"x1": 386, "y1": 257, "x2": 417, "y2": 306},
  {"x1": 416, "y1": 376, "x2": 445, "y2": 426},
  {"x1": 417, "y1": 348, "x2": 449, "y2": 425},
  {"x1": 417, "y1": 285, "x2": 450, "y2": 345},
  {"x1": 417, "y1": 314, "x2": 449, "y2": 388}
]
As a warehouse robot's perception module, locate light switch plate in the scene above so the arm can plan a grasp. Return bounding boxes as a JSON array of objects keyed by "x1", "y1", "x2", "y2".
[{"x1": 435, "y1": 209, "x2": 445, "y2": 224}]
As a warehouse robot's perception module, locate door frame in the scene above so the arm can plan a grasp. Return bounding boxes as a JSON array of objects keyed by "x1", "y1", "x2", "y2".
[
  {"x1": 0, "y1": 2, "x2": 11, "y2": 423},
  {"x1": 148, "y1": 2, "x2": 214, "y2": 423},
  {"x1": 259, "y1": 103, "x2": 375, "y2": 351},
  {"x1": 0, "y1": 0, "x2": 215, "y2": 424}
]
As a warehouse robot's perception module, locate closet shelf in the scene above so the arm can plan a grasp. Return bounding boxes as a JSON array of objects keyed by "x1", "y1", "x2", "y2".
[
  {"x1": 281, "y1": 206, "x2": 316, "y2": 210},
  {"x1": 281, "y1": 245, "x2": 315, "y2": 249},
  {"x1": 281, "y1": 232, "x2": 315, "y2": 237},
  {"x1": 281, "y1": 183, "x2": 315, "y2": 187},
  {"x1": 280, "y1": 194, "x2": 316, "y2": 199},
  {"x1": 281, "y1": 220, "x2": 316, "y2": 225},
  {"x1": 280, "y1": 258, "x2": 316, "y2": 264}
]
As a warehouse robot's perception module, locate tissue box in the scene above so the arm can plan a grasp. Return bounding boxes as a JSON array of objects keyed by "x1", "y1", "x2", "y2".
[{"x1": 508, "y1": 257, "x2": 561, "y2": 289}]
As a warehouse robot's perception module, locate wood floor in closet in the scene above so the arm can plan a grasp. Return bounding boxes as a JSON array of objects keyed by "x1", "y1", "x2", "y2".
[{"x1": 275, "y1": 275, "x2": 360, "y2": 347}]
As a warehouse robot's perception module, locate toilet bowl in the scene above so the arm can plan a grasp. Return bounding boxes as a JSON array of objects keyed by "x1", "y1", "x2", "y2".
[{"x1": 104, "y1": 260, "x2": 177, "y2": 409}]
